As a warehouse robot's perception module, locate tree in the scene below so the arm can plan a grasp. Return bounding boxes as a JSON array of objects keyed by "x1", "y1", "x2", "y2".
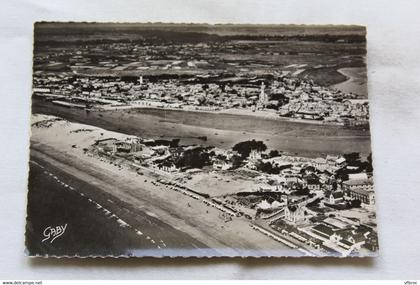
[
  {"x1": 347, "y1": 199, "x2": 362, "y2": 208},
  {"x1": 232, "y1": 140, "x2": 267, "y2": 158},
  {"x1": 170, "y1": 138, "x2": 180, "y2": 148},
  {"x1": 266, "y1": 100, "x2": 279, "y2": 110},
  {"x1": 302, "y1": 165, "x2": 316, "y2": 174},
  {"x1": 335, "y1": 168, "x2": 351, "y2": 181},
  {"x1": 175, "y1": 147, "x2": 210, "y2": 169},
  {"x1": 269, "y1": 150, "x2": 280, "y2": 158},
  {"x1": 256, "y1": 161, "x2": 280, "y2": 174},
  {"x1": 365, "y1": 153, "x2": 373, "y2": 172},
  {"x1": 293, "y1": 187, "x2": 310, "y2": 196},
  {"x1": 336, "y1": 152, "x2": 369, "y2": 180},
  {"x1": 344, "y1": 152, "x2": 362, "y2": 166},
  {"x1": 230, "y1": 154, "x2": 243, "y2": 169},
  {"x1": 269, "y1": 93, "x2": 289, "y2": 106}
]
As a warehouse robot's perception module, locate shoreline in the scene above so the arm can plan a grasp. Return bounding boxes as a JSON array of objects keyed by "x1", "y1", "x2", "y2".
[
  {"x1": 98, "y1": 104, "x2": 349, "y2": 127},
  {"x1": 35, "y1": 96, "x2": 369, "y2": 128},
  {"x1": 27, "y1": 154, "x2": 217, "y2": 257},
  {"x1": 28, "y1": 115, "x2": 302, "y2": 256},
  {"x1": 32, "y1": 99, "x2": 372, "y2": 157},
  {"x1": 332, "y1": 67, "x2": 368, "y2": 97}
]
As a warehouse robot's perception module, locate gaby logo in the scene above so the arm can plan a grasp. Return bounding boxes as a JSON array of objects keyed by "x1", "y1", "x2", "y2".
[{"x1": 42, "y1": 224, "x2": 68, "y2": 243}]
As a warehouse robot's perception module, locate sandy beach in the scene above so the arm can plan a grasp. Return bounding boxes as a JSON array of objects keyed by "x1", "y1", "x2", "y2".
[{"x1": 29, "y1": 114, "x2": 302, "y2": 256}]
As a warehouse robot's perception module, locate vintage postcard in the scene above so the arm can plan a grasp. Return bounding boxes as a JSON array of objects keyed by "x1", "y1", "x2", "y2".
[{"x1": 26, "y1": 23, "x2": 378, "y2": 257}]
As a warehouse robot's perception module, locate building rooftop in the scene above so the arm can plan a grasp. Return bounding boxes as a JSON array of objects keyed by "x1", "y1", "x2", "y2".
[
  {"x1": 348, "y1": 187, "x2": 374, "y2": 195},
  {"x1": 312, "y1": 224, "x2": 335, "y2": 237},
  {"x1": 343, "y1": 178, "x2": 373, "y2": 186},
  {"x1": 348, "y1": 173, "x2": 368, "y2": 180}
]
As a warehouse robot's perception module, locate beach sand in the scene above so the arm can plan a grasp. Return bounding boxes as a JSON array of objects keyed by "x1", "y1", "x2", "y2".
[{"x1": 29, "y1": 114, "x2": 301, "y2": 256}]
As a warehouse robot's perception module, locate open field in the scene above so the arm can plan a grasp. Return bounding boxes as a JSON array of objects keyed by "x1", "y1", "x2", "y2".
[
  {"x1": 183, "y1": 171, "x2": 259, "y2": 197},
  {"x1": 34, "y1": 23, "x2": 366, "y2": 89}
]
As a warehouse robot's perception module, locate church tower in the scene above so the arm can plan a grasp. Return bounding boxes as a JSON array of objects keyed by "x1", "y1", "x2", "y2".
[{"x1": 259, "y1": 82, "x2": 267, "y2": 104}]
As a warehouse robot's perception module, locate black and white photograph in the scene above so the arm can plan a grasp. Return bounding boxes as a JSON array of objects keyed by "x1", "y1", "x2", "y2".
[{"x1": 26, "y1": 22, "x2": 378, "y2": 258}]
